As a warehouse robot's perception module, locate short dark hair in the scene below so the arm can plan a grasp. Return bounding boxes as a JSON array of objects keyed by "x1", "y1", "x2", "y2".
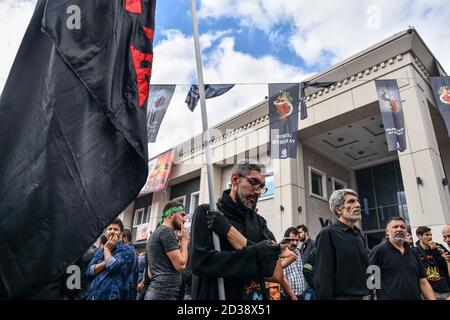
[
  {"x1": 122, "y1": 228, "x2": 132, "y2": 242},
  {"x1": 296, "y1": 224, "x2": 309, "y2": 234},
  {"x1": 163, "y1": 201, "x2": 184, "y2": 215},
  {"x1": 385, "y1": 216, "x2": 406, "y2": 228},
  {"x1": 283, "y1": 227, "x2": 299, "y2": 238},
  {"x1": 231, "y1": 159, "x2": 266, "y2": 176},
  {"x1": 416, "y1": 226, "x2": 431, "y2": 237},
  {"x1": 109, "y1": 218, "x2": 124, "y2": 231}
]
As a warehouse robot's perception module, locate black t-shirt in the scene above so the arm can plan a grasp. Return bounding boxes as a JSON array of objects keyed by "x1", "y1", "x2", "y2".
[
  {"x1": 369, "y1": 240, "x2": 426, "y2": 300},
  {"x1": 146, "y1": 225, "x2": 182, "y2": 298},
  {"x1": 414, "y1": 245, "x2": 450, "y2": 293}
]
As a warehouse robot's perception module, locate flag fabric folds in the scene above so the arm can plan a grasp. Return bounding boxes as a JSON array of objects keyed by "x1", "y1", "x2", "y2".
[
  {"x1": 375, "y1": 80, "x2": 406, "y2": 152},
  {"x1": 185, "y1": 84, "x2": 235, "y2": 111},
  {"x1": 431, "y1": 77, "x2": 450, "y2": 138},
  {"x1": 147, "y1": 85, "x2": 176, "y2": 142},
  {"x1": 0, "y1": 0, "x2": 156, "y2": 298},
  {"x1": 269, "y1": 83, "x2": 299, "y2": 159},
  {"x1": 300, "y1": 81, "x2": 335, "y2": 119}
]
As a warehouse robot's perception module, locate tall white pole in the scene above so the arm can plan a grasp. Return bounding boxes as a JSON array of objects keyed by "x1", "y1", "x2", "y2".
[{"x1": 190, "y1": 0, "x2": 226, "y2": 300}]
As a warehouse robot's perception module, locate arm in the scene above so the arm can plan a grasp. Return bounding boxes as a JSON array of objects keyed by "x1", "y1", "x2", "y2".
[
  {"x1": 191, "y1": 205, "x2": 279, "y2": 279},
  {"x1": 314, "y1": 229, "x2": 335, "y2": 300},
  {"x1": 419, "y1": 278, "x2": 436, "y2": 300},
  {"x1": 281, "y1": 276, "x2": 298, "y2": 300},
  {"x1": 280, "y1": 248, "x2": 297, "y2": 269},
  {"x1": 167, "y1": 236, "x2": 189, "y2": 272}
]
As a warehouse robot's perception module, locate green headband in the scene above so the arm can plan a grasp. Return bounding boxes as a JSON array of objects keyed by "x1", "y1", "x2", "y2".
[{"x1": 160, "y1": 206, "x2": 184, "y2": 224}]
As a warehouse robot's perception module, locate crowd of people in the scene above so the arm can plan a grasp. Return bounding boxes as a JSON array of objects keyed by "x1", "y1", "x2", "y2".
[{"x1": 60, "y1": 159, "x2": 450, "y2": 300}]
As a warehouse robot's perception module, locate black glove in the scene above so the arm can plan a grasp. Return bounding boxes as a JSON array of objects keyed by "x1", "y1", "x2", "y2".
[
  {"x1": 247, "y1": 240, "x2": 281, "y2": 277},
  {"x1": 206, "y1": 209, "x2": 232, "y2": 238}
]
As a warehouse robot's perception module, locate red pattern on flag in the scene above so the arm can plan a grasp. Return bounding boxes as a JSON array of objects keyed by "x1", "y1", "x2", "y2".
[
  {"x1": 130, "y1": 45, "x2": 153, "y2": 108},
  {"x1": 125, "y1": 0, "x2": 142, "y2": 14},
  {"x1": 143, "y1": 26, "x2": 154, "y2": 40}
]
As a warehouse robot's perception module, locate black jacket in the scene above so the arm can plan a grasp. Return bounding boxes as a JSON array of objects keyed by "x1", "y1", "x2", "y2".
[{"x1": 191, "y1": 189, "x2": 279, "y2": 300}]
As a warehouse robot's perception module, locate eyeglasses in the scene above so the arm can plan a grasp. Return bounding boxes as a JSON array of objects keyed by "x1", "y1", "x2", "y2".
[{"x1": 239, "y1": 174, "x2": 268, "y2": 194}]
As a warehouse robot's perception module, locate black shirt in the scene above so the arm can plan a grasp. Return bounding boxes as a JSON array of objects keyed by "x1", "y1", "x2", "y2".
[
  {"x1": 300, "y1": 238, "x2": 316, "y2": 264},
  {"x1": 414, "y1": 243, "x2": 450, "y2": 293},
  {"x1": 369, "y1": 240, "x2": 427, "y2": 300},
  {"x1": 314, "y1": 220, "x2": 369, "y2": 299}
]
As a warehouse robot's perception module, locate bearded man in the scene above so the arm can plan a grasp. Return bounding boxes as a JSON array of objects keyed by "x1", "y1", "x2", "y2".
[
  {"x1": 190, "y1": 159, "x2": 287, "y2": 300},
  {"x1": 314, "y1": 189, "x2": 370, "y2": 300},
  {"x1": 368, "y1": 217, "x2": 436, "y2": 300}
]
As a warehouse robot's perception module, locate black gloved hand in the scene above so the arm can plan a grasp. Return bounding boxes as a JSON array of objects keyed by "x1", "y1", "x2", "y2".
[
  {"x1": 206, "y1": 209, "x2": 232, "y2": 238},
  {"x1": 249, "y1": 240, "x2": 281, "y2": 262},
  {"x1": 248, "y1": 240, "x2": 281, "y2": 277}
]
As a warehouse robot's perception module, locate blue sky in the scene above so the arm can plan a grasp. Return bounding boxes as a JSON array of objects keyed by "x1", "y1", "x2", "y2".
[{"x1": 1, "y1": 0, "x2": 450, "y2": 157}]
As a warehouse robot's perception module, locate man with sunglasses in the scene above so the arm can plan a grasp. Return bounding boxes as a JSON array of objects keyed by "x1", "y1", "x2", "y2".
[{"x1": 191, "y1": 159, "x2": 288, "y2": 300}]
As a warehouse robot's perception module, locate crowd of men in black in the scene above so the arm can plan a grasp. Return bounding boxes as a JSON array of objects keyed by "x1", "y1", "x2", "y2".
[{"x1": 50, "y1": 160, "x2": 450, "y2": 300}]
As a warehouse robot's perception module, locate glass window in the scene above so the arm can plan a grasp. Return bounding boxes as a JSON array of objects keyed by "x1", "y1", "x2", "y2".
[
  {"x1": 261, "y1": 174, "x2": 274, "y2": 198},
  {"x1": 362, "y1": 208, "x2": 379, "y2": 231},
  {"x1": 356, "y1": 168, "x2": 376, "y2": 210},
  {"x1": 356, "y1": 160, "x2": 409, "y2": 235},
  {"x1": 309, "y1": 167, "x2": 326, "y2": 199},
  {"x1": 373, "y1": 162, "x2": 398, "y2": 207},
  {"x1": 133, "y1": 208, "x2": 145, "y2": 227},
  {"x1": 378, "y1": 205, "x2": 402, "y2": 229},
  {"x1": 332, "y1": 177, "x2": 347, "y2": 191}
]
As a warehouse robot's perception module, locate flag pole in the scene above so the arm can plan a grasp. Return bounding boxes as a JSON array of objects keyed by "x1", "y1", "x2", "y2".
[{"x1": 190, "y1": 0, "x2": 226, "y2": 300}]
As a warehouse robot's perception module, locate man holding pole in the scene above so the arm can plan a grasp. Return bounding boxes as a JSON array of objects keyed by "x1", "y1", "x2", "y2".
[{"x1": 190, "y1": 160, "x2": 288, "y2": 300}]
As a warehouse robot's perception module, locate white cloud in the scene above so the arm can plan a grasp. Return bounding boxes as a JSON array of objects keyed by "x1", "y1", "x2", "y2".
[
  {"x1": 198, "y1": 0, "x2": 450, "y2": 71},
  {"x1": 149, "y1": 30, "x2": 310, "y2": 158},
  {"x1": 0, "y1": 0, "x2": 36, "y2": 91}
]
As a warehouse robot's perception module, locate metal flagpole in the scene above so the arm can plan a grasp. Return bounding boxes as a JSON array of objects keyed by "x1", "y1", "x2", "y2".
[{"x1": 189, "y1": 0, "x2": 226, "y2": 300}]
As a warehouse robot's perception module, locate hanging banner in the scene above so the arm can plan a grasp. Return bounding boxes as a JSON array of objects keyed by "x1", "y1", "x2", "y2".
[
  {"x1": 375, "y1": 80, "x2": 406, "y2": 152},
  {"x1": 147, "y1": 85, "x2": 176, "y2": 142},
  {"x1": 135, "y1": 223, "x2": 151, "y2": 241},
  {"x1": 185, "y1": 84, "x2": 235, "y2": 111},
  {"x1": 140, "y1": 149, "x2": 175, "y2": 194},
  {"x1": 431, "y1": 77, "x2": 450, "y2": 138},
  {"x1": 269, "y1": 83, "x2": 299, "y2": 159},
  {"x1": 300, "y1": 81, "x2": 334, "y2": 119}
]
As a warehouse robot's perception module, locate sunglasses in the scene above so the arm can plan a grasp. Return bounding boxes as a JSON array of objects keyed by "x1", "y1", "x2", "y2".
[{"x1": 238, "y1": 174, "x2": 268, "y2": 194}]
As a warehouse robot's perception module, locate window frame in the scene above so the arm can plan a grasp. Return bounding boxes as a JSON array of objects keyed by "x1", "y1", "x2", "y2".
[
  {"x1": 189, "y1": 191, "x2": 200, "y2": 215},
  {"x1": 332, "y1": 177, "x2": 347, "y2": 192},
  {"x1": 309, "y1": 166, "x2": 327, "y2": 201}
]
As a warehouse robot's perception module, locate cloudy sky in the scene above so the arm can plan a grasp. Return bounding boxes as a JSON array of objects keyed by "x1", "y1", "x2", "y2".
[{"x1": 1, "y1": 0, "x2": 450, "y2": 158}]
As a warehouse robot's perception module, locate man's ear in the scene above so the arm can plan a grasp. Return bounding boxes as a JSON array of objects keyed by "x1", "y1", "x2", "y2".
[{"x1": 230, "y1": 173, "x2": 240, "y2": 186}]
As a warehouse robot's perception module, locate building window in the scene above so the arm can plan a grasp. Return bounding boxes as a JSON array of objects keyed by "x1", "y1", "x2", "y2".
[
  {"x1": 309, "y1": 166, "x2": 327, "y2": 200},
  {"x1": 190, "y1": 192, "x2": 200, "y2": 214},
  {"x1": 260, "y1": 172, "x2": 274, "y2": 199},
  {"x1": 332, "y1": 177, "x2": 347, "y2": 191},
  {"x1": 171, "y1": 195, "x2": 186, "y2": 207}
]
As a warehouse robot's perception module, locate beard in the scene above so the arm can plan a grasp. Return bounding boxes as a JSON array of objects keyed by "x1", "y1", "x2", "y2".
[
  {"x1": 389, "y1": 233, "x2": 406, "y2": 244},
  {"x1": 237, "y1": 185, "x2": 258, "y2": 210}
]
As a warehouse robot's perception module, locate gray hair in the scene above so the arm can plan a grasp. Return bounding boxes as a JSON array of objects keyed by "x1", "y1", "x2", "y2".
[
  {"x1": 329, "y1": 189, "x2": 358, "y2": 216},
  {"x1": 232, "y1": 159, "x2": 266, "y2": 176}
]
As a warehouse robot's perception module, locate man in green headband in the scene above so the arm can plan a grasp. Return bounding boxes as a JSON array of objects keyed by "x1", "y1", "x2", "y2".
[{"x1": 144, "y1": 201, "x2": 189, "y2": 300}]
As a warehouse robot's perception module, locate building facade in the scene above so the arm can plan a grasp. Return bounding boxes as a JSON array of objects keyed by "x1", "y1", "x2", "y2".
[{"x1": 122, "y1": 29, "x2": 450, "y2": 250}]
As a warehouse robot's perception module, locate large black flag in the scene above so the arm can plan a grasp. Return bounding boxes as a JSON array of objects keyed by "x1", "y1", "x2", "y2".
[
  {"x1": 269, "y1": 83, "x2": 299, "y2": 159},
  {"x1": 0, "y1": 0, "x2": 155, "y2": 298}
]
